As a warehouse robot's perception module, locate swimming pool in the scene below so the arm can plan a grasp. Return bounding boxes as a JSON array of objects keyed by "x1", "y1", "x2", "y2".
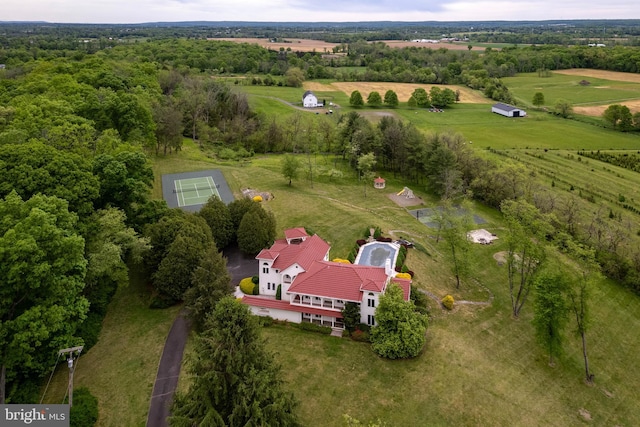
[{"x1": 354, "y1": 241, "x2": 400, "y2": 268}]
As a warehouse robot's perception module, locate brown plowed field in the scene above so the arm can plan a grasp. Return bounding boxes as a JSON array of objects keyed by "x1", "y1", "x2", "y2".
[
  {"x1": 303, "y1": 81, "x2": 488, "y2": 103},
  {"x1": 211, "y1": 38, "x2": 485, "y2": 52},
  {"x1": 212, "y1": 38, "x2": 341, "y2": 53},
  {"x1": 380, "y1": 40, "x2": 485, "y2": 51},
  {"x1": 554, "y1": 69, "x2": 640, "y2": 83}
]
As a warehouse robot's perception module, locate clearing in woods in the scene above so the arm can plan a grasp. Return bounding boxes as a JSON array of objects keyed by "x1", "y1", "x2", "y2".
[{"x1": 303, "y1": 81, "x2": 489, "y2": 103}]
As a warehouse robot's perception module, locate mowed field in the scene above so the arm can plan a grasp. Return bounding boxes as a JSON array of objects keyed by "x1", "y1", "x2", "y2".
[
  {"x1": 505, "y1": 69, "x2": 640, "y2": 116},
  {"x1": 304, "y1": 81, "x2": 489, "y2": 103}
]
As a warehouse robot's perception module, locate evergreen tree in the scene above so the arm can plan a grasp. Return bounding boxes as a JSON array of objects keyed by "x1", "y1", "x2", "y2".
[
  {"x1": 198, "y1": 195, "x2": 234, "y2": 249},
  {"x1": 237, "y1": 206, "x2": 276, "y2": 255},
  {"x1": 170, "y1": 297, "x2": 300, "y2": 426},
  {"x1": 184, "y1": 246, "x2": 233, "y2": 329}
]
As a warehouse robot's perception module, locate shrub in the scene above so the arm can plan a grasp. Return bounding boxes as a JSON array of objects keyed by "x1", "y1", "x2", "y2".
[
  {"x1": 70, "y1": 387, "x2": 98, "y2": 427},
  {"x1": 253, "y1": 282, "x2": 259, "y2": 295},
  {"x1": 351, "y1": 329, "x2": 371, "y2": 342},
  {"x1": 75, "y1": 312, "x2": 104, "y2": 352},
  {"x1": 276, "y1": 284, "x2": 282, "y2": 300},
  {"x1": 239, "y1": 277, "x2": 255, "y2": 295},
  {"x1": 257, "y1": 316, "x2": 274, "y2": 327},
  {"x1": 347, "y1": 250, "x2": 356, "y2": 264},
  {"x1": 295, "y1": 322, "x2": 332, "y2": 335},
  {"x1": 218, "y1": 147, "x2": 237, "y2": 160},
  {"x1": 251, "y1": 275, "x2": 259, "y2": 284},
  {"x1": 356, "y1": 323, "x2": 371, "y2": 333},
  {"x1": 442, "y1": 295, "x2": 455, "y2": 310},
  {"x1": 401, "y1": 265, "x2": 410, "y2": 274}
]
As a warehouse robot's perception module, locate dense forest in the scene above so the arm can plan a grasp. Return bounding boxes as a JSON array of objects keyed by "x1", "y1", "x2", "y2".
[{"x1": 1, "y1": 23, "x2": 640, "y2": 411}]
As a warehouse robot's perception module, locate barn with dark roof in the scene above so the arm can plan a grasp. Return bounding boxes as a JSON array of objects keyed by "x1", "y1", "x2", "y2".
[{"x1": 492, "y1": 103, "x2": 527, "y2": 118}]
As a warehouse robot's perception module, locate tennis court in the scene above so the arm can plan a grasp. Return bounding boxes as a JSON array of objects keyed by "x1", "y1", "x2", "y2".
[
  {"x1": 162, "y1": 169, "x2": 234, "y2": 212},
  {"x1": 408, "y1": 207, "x2": 487, "y2": 228},
  {"x1": 174, "y1": 176, "x2": 220, "y2": 207}
]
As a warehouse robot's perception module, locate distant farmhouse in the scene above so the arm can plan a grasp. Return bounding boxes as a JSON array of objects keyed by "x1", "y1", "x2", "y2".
[
  {"x1": 302, "y1": 90, "x2": 323, "y2": 108},
  {"x1": 492, "y1": 103, "x2": 527, "y2": 118}
]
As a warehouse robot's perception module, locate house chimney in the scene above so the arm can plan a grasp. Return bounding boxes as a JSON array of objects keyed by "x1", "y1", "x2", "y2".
[{"x1": 385, "y1": 259, "x2": 393, "y2": 277}]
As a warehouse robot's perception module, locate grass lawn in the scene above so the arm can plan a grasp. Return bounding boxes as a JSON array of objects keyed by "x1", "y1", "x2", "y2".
[
  {"x1": 65, "y1": 77, "x2": 640, "y2": 425},
  {"x1": 150, "y1": 149, "x2": 640, "y2": 426},
  {"x1": 394, "y1": 103, "x2": 640, "y2": 150},
  {"x1": 41, "y1": 269, "x2": 181, "y2": 427},
  {"x1": 503, "y1": 72, "x2": 640, "y2": 107},
  {"x1": 237, "y1": 84, "x2": 640, "y2": 151}
]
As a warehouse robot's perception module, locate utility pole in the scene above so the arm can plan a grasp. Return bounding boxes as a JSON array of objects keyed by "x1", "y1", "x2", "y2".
[{"x1": 58, "y1": 346, "x2": 83, "y2": 407}]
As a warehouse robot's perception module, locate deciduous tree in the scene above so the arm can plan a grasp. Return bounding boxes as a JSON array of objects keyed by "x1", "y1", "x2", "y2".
[
  {"x1": 532, "y1": 92, "x2": 545, "y2": 107},
  {"x1": 532, "y1": 270, "x2": 568, "y2": 366},
  {"x1": 0, "y1": 192, "x2": 88, "y2": 403},
  {"x1": 370, "y1": 284, "x2": 428, "y2": 359},
  {"x1": 281, "y1": 154, "x2": 301, "y2": 186},
  {"x1": 554, "y1": 99, "x2": 573, "y2": 118},
  {"x1": 349, "y1": 90, "x2": 364, "y2": 107},
  {"x1": 383, "y1": 90, "x2": 399, "y2": 108},
  {"x1": 367, "y1": 91, "x2": 382, "y2": 107},
  {"x1": 603, "y1": 104, "x2": 633, "y2": 131},
  {"x1": 502, "y1": 199, "x2": 552, "y2": 318}
]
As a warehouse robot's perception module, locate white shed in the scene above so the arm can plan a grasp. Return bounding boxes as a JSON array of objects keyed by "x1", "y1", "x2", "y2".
[
  {"x1": 492, "y1": 103, "x2": 526, "y2": 118},
  {"x1": 303, "y1": 91, "x2": 319, "y2": 108}
]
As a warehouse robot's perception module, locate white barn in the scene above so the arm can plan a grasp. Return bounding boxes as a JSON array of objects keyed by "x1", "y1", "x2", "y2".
[
  {"x1": 302, "y1": 91, "x2": 320, "y2": 108},
  {"x1": 492, "y1": 103, "x2": 527, "y2": 118}
]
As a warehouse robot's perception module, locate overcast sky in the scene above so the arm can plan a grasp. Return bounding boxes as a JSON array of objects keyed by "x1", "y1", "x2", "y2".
[{"x1": 3, "y1": 0, "x2": 639, "y2": 24}]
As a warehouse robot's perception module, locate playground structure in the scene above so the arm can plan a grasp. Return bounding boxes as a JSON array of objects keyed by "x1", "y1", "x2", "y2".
[{"x1": 397, "y1": 187, "x2": 415, "y2": 199}]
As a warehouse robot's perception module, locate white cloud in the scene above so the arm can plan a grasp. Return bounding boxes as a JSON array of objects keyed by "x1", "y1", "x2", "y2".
[{"x1": 2, "y1": 0, "x2": 639, "y2": 23}]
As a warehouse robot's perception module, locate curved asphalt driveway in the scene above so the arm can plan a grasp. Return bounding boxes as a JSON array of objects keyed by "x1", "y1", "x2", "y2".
[
  {"x1": 146, "y1": 309, "x2": 190, "y2": 427},
  {"x1": 146, "y1": 244, "x2": 257, "y2": 427}
]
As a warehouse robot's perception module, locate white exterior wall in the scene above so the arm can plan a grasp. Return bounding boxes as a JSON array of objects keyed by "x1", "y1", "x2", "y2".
[
  {"x1": 303, "y1": 94, "x2": 318, "y2": 107},
  {"x1": 491, "y1": 106, "x2": 510, "y2": 117},
  {"x1": 248, "y1": 306, "x2": 301, "y2": 323},
  {"x1": 360, "y1": 291, "x2": 380, "y2": 326},
  {"x1": 280, "y1": 263, "x2": 303, "y2": 295},
  {"x1": 258, "y1": 260, "x2": 280, "y2": 296}
]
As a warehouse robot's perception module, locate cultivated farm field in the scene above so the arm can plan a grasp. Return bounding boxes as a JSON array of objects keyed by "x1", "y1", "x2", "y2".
[
  {"x1": 504, "y1": 72, "x2": 640, "y2": 106},
  {"x1": 304, "y1": 81, "x2": 489, "y2": 103}
]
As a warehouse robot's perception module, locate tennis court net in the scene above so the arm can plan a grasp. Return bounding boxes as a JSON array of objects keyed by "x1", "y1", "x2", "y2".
[{"x1": 173, "y1": 185, "x2": 214, "y2": 193}]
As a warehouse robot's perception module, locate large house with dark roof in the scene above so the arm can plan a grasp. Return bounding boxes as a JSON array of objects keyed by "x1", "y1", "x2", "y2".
[{"x1": 241, "y1": 228, "x2": 411, "y2": 329}]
